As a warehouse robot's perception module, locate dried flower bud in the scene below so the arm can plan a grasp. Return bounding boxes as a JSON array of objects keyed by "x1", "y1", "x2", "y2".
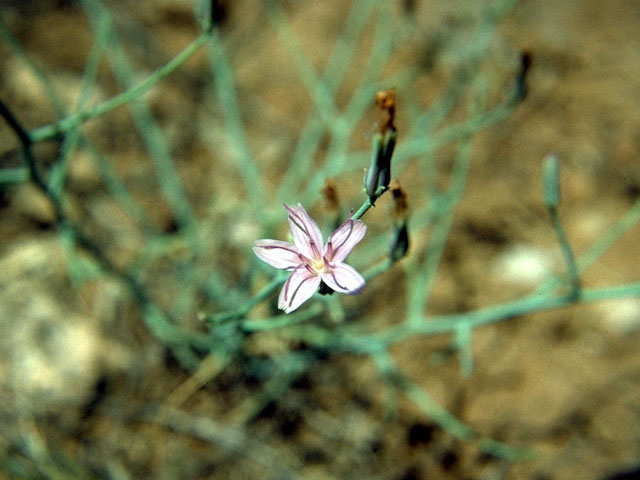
[
  {"x1": 376, "y1": 88, "x2": 396, "y2": 135},
  {"x1": 389, "y1": 222, "x2": 410, "y2": 262},
  {"x1": 514, "y1": 49, "x2": 533, "y2": 102},
  {"x1": 377, "y1": 128, "x2": 396, "y2": 192},
  {"x1": 389, "y1": 180, "x2": 410, "y2": 262},
  {"x1": 322, "y1": 178, "x2": 341, "y2": 213},
  {"x1": 365, "y1": 89, "x2": 398, "y2": 200},
  {"x1": 322, "y1": 178, "x2": 342, "y2": 230},
  {"x1": 389, "y1": 179, "x2": 409, "y2": 223}
]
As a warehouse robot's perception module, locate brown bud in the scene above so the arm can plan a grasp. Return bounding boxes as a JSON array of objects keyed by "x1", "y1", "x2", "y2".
[
  {"x1": 389, "y1": 222, "x2": 409, "y2": 262},
  {"x1": 375, "y1": 87, "x2": 396, "y2": 134},
  {"x1": 514, "y1": 48, "x2": 533, "y2": 102},
  {"x1": 322, "y1": 178, "x2": 340, "y2": 213},
  {"x1": 389, "y1": 179, "x2": 409, "y2": 223},
  {"x1": 389, "y1": 180, "x2": 410, "y2": 262}
]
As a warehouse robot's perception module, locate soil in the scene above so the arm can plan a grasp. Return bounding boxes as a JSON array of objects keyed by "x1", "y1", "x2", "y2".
[{"x1": 1, "y1": 1, "x2": 640, "y2": 479}]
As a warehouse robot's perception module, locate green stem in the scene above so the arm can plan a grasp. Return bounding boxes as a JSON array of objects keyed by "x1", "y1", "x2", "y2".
[
  {"x1": 262, "y1": 0, "x2": 339, "y2": 126},
  {"x1": 208, "y1": 273, "x2": 288, "y2": 323},
  {"x1": 80, "y1": 0, "x2": 200, "y2": 249},
  {"x1": 398, "y1": 101, "x2": 514, "y2": 161},
  {"x1": 548, "y1": 206, "x2": 581, "y2": 299},
  {"x1": 363, "y1": 258, "x2": 394, "y2": 280},
  {"x1": 206, "y1": 27, "x2": 266, "y2": 216},
  {"x1": 241, "y1": 302, "x2": 324, "y2": 332},
  {"x1": 377, "y1": 352, "x2": 535, "y2": 461},
  {"x1": 0, "y1": 99, "x2": 205, "y2": 352},
  {"x1": 367, "y1": 282, "x2": 640, "y2": 349},
  {"x1": 48, "y1": 13, "x2": 111, "y2": 198},
  {"x1": 270, "y1": 281, "x2": 640, "y2": 353},
  {"x1": 300, "y1": 2, "x2": 396, "y2": 206},
  {"x1": 276, "y1": 0, "x2": 379, "y2": 203},
  {"x1": 352, "y1": 197, "x2": 375, "y2": 221},
  {"x1": 406, "y1": 79, "x2": 486, "y2": 325},
  {"x1": 0, "y1": 167, "x2": 28, "y2": 187},
  {"x1": 541, "y1": 196, "x2": 640, "y2": 297},
  {"x1": 29, "y1": 31, "x2": 211, "y2": 143},
  {"x1": 352, "y1": 185, "x2": 389, "y2": 220}
]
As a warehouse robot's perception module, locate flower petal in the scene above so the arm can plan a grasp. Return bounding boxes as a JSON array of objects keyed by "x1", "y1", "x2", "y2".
[
  {"x1": 285, "y1": 203, "x2": 323, "y2": 260},
  {"x1": 325, "y1": 216, "x2": 367, "y2": 263},
  {"x1": 321, "y1": 262, "x2": 365, "y2": 294},
  {"x1": 278, "y1": 267, "x2": 321, "y2": 313},
  {"x1": 253, "y1": 239, "x2": 302, "y2": 270}
]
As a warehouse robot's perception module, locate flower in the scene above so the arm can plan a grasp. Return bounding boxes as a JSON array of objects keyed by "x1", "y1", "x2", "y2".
[{"x1": 253, "y1": 203, "x2": 367, "y2": 313}]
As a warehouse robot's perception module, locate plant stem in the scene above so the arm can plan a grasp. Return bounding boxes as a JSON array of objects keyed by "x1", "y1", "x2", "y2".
[{"x1": 29, "y1": 31, "x2": 212, "y2": 143}]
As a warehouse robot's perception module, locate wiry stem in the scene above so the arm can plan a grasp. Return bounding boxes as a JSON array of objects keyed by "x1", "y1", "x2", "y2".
[
  {"x1": 28, "y1": 30, "x2": 212, "y2": 143},
  {"x1": 0, "y1": 99, "x2": 205, "y2": 350}
]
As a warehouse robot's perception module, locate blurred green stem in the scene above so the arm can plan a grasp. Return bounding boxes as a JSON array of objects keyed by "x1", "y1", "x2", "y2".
[
  {"x1": 0, "y1": 99, "x2": 208, "y2": 354},
  {"x1": 364, "y1": 281, "x2": 640, "y2": 349},
  {"x1": 537, "y1": 195, "x2": 640, "y2": 296},
  {"x1": 208, "y1": 272, "x2": 288, "y2": 323},
  {"x1": 378, "y1": 353, "x2": 535, "y2": 461},
  {"x1": 206, "y1": 26, "x2": 266, "y2": 216},
  {"x1": 276, "y1": 0, "x2": 379, "y2": 204},
  {"x1": 81, "y1": 0, "x2": 201, "y2": 251},
  {"x1": 29, "y1": 30, "x2": 212, "y2": 143},
  {"x1": 548, "y1": 205, "x2": 581, "y2": 299},
  {"x1": 48, "y1": 13, "x2": 111, "y2": 198}
]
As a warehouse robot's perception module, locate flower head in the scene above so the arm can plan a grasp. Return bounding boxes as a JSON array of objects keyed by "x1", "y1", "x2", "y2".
[{"x1": 253, "y1": 203, "x2": 367, "y2": 313}]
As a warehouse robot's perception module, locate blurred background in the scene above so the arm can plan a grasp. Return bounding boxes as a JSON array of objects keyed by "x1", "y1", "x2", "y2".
[{"x1": 1, "y1": 0, "x2": 640, "y2": 479}]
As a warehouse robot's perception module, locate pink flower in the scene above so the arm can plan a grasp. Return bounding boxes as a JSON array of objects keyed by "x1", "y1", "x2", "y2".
[{"x1": 253, "y1": 203, "x2": 367, "y2": 313}]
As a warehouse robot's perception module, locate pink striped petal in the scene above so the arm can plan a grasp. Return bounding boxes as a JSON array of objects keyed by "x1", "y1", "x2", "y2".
[
  {"x1": 284, "y1": 203, "x2": 323, "y2": 261},
  {"x1": 325, "y1": 217, "x2": 367, "y2": 263},
  {"x1": 278, "y1": 267, "x2": 321, "y2": 313},
  {"x1": 253, "y1": 239, "x2": 302, "y2": 270},
  {"x1": 321, "y1": 262, "x2": 365, "y2": 294}
]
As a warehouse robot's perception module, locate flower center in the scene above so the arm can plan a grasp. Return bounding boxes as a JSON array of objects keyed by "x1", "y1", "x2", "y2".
[{"x1": 310, "y1": 257, "x2": 326, "y2": 273}]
